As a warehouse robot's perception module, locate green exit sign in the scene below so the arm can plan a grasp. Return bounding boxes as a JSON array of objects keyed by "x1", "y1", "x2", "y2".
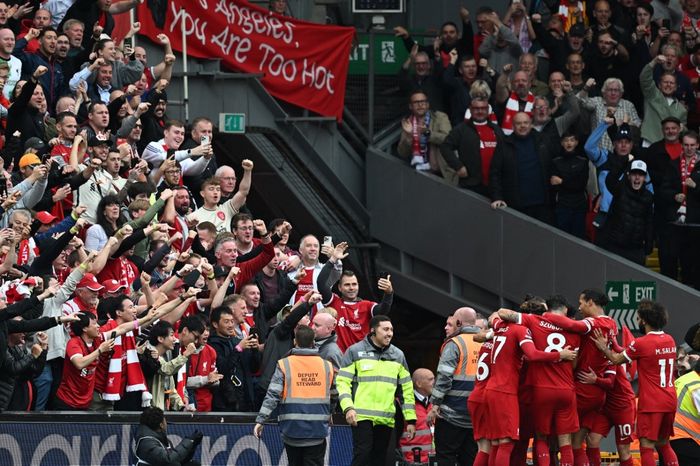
[
  {"x1": 219, "y1": 113, "x2": 246, "y2": 134},
  {"x1": 605, "y1": 280, "x2": 656, "y2": 331}
]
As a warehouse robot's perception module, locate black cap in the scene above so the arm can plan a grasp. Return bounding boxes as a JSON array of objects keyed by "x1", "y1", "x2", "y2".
[
  {"x1": 213, "y1": 265, "x2": 228, "y2": 278},
  {"x1": 569, "y1": 23, "x2": 586, "y2": 37},
  {"x1": 88, "y1": 136, "x2": 112, "y2": 148},
  {"x1": 609, "y1": 123, "x2": 633, "y2": 142},
  {"x1": 661, "y1": 116, "x2": 681, "y2": 126},
  {"x1": 24, "y1": 137, "x2": 49, "y2": 156}
]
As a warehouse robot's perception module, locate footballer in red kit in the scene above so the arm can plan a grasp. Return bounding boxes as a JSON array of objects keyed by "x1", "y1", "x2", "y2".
[
  {"x1": 592, "y1": 300, "x2": 679, "y2": 466},
  {"x1": 585, "y1": 364, "x2": 636, "y2": 466},
  {"x1": 468, "y1": 338, "x2": 492, "y2": 466},
  {"x1": 498, "y1": 295, "x2": 580, "y2": 466},
  {"x1": 542, "y1": 289, "x2": 618, "y2": 466},
  {"x1": 484, "y1": 315, "x2": 576, "y2": 466}
]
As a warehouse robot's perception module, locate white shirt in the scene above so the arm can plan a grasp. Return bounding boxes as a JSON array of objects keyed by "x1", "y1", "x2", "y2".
[
  {"x1": 75, "y1": 166, "x2": 126, "y2": 223},
  {"x1": 193, "y1": 202, "x2": 239, "y2": 233},
  {"x1": 0, "y1": 55, "x2": 22, "y2": 99}
]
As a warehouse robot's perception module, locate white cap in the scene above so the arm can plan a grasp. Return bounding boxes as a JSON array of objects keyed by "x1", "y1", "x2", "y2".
[{"x1": 630, "y1": 160, "x2": 647, "y2": 174}]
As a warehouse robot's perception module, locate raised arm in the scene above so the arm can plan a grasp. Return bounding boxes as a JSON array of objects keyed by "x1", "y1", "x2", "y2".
[{"x1": 230, "y1": 159, "x2": 253, "y2": 211}]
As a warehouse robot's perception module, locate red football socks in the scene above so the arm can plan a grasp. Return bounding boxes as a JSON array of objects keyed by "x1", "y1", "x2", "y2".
[
  {"x1": 474, "y1": 450, "x2": 489, "y2": 466},
  {"x1": 586, "y1": 447, "x2": 601, "y2": 466},
  {"x1": 495, "y1": 442, "x2": 514, "y2": 466},
  {"x1": 640, "y1": 446, "x2": 656, "y2": 466},
  {"x1": 559, "y1": 445, "x2": 574, "y2": 466},
  {"x1": 573, "y1": 447, "x2": 590, "y2": 466},
  {"x1": 657, "y1": 443, "x2": 679, "y2": 466},
  {"x1": 535, "y1": 439, "x2": 550, "y2": 466}
]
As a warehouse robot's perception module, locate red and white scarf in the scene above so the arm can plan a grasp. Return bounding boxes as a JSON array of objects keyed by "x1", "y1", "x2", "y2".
[
  {"x1": 102, "y1": 325, "x2": 148, "y2": 401},
  {"x1": 16, "y1": 238, "x2": 38, "y2": 266},
  {"x1": 681, "y1": 155, "x2": 697, "y2": 200},
  {"x1": 411, "y1": 113, "x2": 431, "y2": 164},
  {"x1": 501, "y1": 92, "x2": 534, "y2": 135},
  {"x1": 683, "y1": 12, "x2": 700, "y2": 34}
]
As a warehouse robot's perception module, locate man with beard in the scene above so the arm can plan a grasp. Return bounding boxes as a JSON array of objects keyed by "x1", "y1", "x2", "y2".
[
  {"x1": 162, "y1": 186, "x2": 197, "y2": 253},
  {"x1": 0, "y1": 28, "x2": 22, "y2": 98},
  {"x1": 440, "y1": 97, "x2": 506, "y2": 195},
  {"x1": 495, "y1": 70, "x2": 534, "y2": 135},
  {"x1": 142, "y1": 120, "x2": 213, "y2": 177},
  {"x1": 13, "y1": 27, "x2": 65, "y2": 110},
  {"x1": 139, "y1": 79, "x2": 169, "y2": 151}
]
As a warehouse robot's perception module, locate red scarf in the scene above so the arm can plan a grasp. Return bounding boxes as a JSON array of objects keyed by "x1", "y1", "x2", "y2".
[
  {"x1": 684, "y1": 12, "x2": 700, "y2": 33},
  {"x1": 411, "y1": 113, "x2": 431, "y2": 163},
  {"x1": 100, "y1": 321, "x2": 148, "y2": 401},
  {"x1": 17, "y1": 238, "x2": 38, "y2": 266},
  {"x1": 681, "y1": 155, "x2": 697, "y2": 200},
  {"x1": 501, "y1": 91, "x2": 534, "y2": 135},
  {"x1": 176, "y1": 346, "x2": 189, "y2": 405}
]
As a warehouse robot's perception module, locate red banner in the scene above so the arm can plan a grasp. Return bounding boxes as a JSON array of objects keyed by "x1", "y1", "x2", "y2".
[{"x1": 137, "y1": 0, "x2": 354, "y2": 121}]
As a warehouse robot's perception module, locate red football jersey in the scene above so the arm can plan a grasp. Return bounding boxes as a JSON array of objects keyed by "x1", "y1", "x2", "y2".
[
  {"x1": 329, "y1": 294, "x2": 377, "y2": 352},
  {"x1": 470, "y1": 340, "x2": 493, "y2": 403},
  {"x1": 188, "y1": 344, "x2": 218, "y2": 412},
  {"x1": 486, "y1": 320, "x2": 559, "y2": 395},
  {"x1": 57, "y1": 335, "x2": 104, "y2": 409},
  {"x1": 623, "y1": 332, "x2": 678, "y2": 413},
  {"x1": 292, "y1": 266, "x2": 316, "y2": 304},
  {"x1": 603, "y1": 364, "x2": 636, "y2": 413},
  {"x1": 544, "y1": 314, "x2": 618, "y2": 391},
  {"x1": 520, "y1": 313, "x2": 580, "y2": 390}
]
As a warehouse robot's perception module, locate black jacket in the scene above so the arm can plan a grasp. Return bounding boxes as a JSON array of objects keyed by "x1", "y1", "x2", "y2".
[
  {"x1": 134, "y1": 425, "x2": 197, "y2": 466},
  {"x1": 659, "y1": 157, "x2": 700, "y2": 224},
  {"x1": 59, "y1": 0, "x2": 116, "y2": 50},
  {"x1": 489, "y1": 132, "x2": 554, "y2": 208},
  {"x1": 440, "y1": 120, "x2": 506, "y2": 192},
  {"x1": 602, "y1": 163, "x2": 654, "y2": 250},
  {"x1": 0, "y1": 344, "x2": 46, "y2": 411},
  {"x1": 551, "y1": 150, "x2": 589, "y2": 210},
  {"x1": 207, "y1": 333, "x2": 257, "y2": 412},
  {"x1": 642, "y1": 140, "x2": 676, "y2": 190}
]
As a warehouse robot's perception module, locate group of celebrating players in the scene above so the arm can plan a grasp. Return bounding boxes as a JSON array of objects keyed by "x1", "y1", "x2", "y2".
[{"x1": 469, "y1": 290, "x2": 678, "y2": 466}]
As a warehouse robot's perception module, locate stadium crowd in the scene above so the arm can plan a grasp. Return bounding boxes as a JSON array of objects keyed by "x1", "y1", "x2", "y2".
[
  {"x1": 0, "y1": 0, "x2": 698, "y2": 466},
  {"x1": 396, "y1": 0, "x2": 700, "y2": 288}
]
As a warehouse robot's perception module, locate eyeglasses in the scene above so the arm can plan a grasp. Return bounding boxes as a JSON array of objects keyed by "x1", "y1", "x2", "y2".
[
  {"x1": 134, "y1": 124, "x2": 142, "y2": 128},
  {"x1": 534, "y1": 105, "x2": 549, "y2": 110}
]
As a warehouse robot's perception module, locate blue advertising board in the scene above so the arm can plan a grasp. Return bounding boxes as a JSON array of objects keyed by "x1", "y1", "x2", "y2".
[{"x1": 0, "y1": 421, "x2": 354, "y2": 466}]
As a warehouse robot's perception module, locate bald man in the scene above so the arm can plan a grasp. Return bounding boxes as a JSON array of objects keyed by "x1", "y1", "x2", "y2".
[
  {"x1": 400, "y1": 368, "x2": 436, "y2": 463},
  {"x1": 428, "y1": 307, "x2": 481, "y2": 466},
  {"x1": 312, "y1": 312, "x2": 342, "y2": 370}
]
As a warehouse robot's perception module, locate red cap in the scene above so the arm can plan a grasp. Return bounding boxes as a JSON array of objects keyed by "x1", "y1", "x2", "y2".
[
  {"x1": 35, "y1": 211, "x2": 57, "y2": 224},
  {"x1": 174, "y1": 279, "x2": 185, "y2": 289},
  {"x1": 77, "y1": 273, "x2": 104, "y2": 291},
  {"x1": 101, "y1": 279, "x2": 126, "y2": 294}
]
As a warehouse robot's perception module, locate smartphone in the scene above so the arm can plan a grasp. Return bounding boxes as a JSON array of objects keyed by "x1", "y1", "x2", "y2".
[
  {"x1": 0, "y1": 178, "x2": 6, "y2": 196},
  {"x1": 123, "y1": 36, "x2": 134, "y2": 49},
  {"x1": 323, "y1": 235, "x2": 333, "y2": 246},
  {"x1": 196, "y1": 289, "x2": 211, "y2": 299},
  {"x1": 200, "y1": 135, "x2": 210, "y2": 145},
  {"x1": 662, "y1": 19, "x2": 671, "y2": 29},
  {"x1": 249, "y1": 327, "x2": 260, "y2": 340},
  {"x1": 110, "y1": 331, "x2": 117, "y2": 340}
]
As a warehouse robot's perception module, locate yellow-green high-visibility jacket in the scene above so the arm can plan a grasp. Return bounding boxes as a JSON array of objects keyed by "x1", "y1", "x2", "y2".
[{"x1": 336, "y1": 337, "x2": 416, "y2": 427}]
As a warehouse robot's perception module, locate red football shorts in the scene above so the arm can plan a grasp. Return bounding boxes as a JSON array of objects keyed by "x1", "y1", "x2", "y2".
[
  {"x1": 485, "y1": 389, "x2": 520, "y2": 440},
  {"x1": 519, "y1": 385, "x2": 535, "y2": 439},
  {"x1": 637, "y1": 412, "x2": 675, "y2": 441},
  {"x1": 576, "y1": 385, "x2": 605, "y2": 430},
  {"x1": 589, "y1": 405, "x2": 636, "y2": 444},
  {"x1": 468, "y1": 398, "x2": 489, "y2": 440},
  {"x1": 531, "y1": 387, "x2": 579, "y2": 435}
]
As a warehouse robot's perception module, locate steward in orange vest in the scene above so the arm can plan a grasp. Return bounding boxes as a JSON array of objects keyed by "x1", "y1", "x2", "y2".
[
  {"x1": 254, "y1": 326, "x2": 333, "y2": 466},
  {"x1": 670, "y1": 365, "x2": 700, "y2": 466}
]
